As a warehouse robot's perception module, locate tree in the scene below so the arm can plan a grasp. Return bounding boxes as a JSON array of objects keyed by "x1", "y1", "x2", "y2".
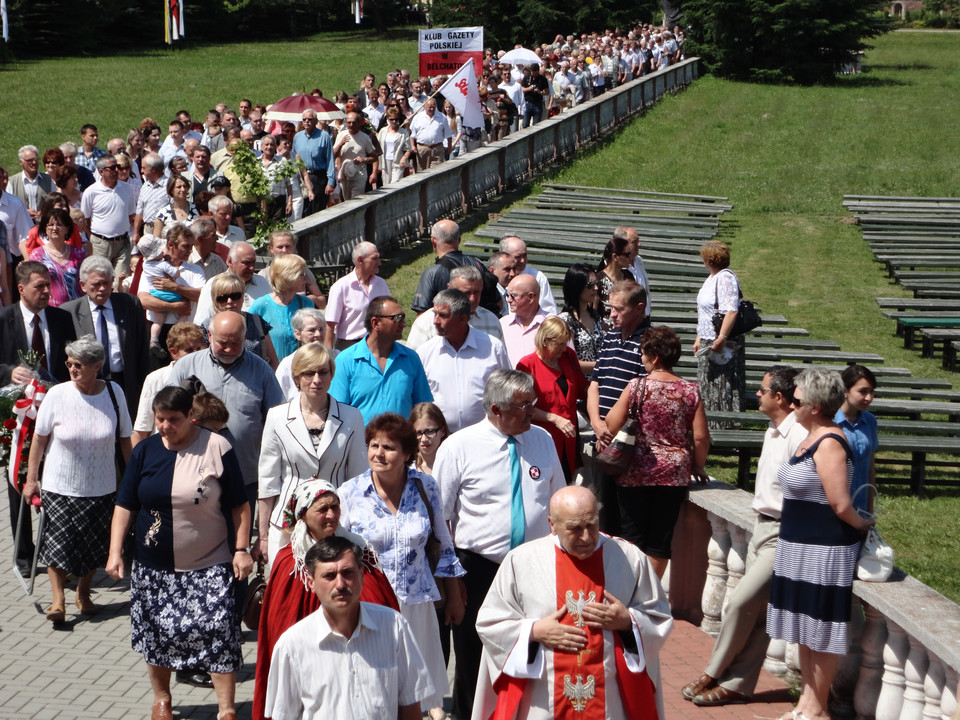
[{"x1": 684, "y1": 0, "x2": 894, "y2": 83}]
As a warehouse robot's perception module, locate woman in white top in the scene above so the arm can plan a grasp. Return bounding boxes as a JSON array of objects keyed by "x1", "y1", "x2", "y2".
[
  {"x1": 376, "y1": 107, "x2": 412, "y2": 186},
  {"x1": 257, "y1": 343, "x2": 367, "y2": 566},
  {"x1": 693, "y1": 240, "x2": 746, "y2": 417},
  {"x1": 23, "y1": 335, "x2": 133, "y2": 623}
]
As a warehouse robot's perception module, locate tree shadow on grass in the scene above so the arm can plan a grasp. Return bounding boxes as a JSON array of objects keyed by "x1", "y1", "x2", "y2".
[
  {"x1": 868, "y1": 62, "x2": 935, "y2": 71},
  {"x1": 831, "y1": 74, "x2": 908, "y2": 88}
]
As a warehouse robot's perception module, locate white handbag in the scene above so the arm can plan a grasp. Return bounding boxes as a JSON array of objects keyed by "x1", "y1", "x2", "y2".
[{"x1": 852, "y1": 485, "x2": 895, "y2": 582}]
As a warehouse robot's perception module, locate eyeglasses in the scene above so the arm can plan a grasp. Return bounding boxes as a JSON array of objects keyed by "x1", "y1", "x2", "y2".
[
  {"x1": 301, "y1": 368, "x2": 331, "y2": 378},
  {"x1": 792, "y1": 398, "x2": 805, "y2": 408},
  {"x1": 375, "y1": 312, "x2": 406, "y2": 324},
  {"x1": 101, "y1": 165, "x2": 119, "y2": 173},
  {"x1": 585, "y1": 281, "x2": 599, "y2": 288},
  {"x1": 758, "y1": 386, "x2": 771, "y2": 395},
  {"x1": 215, "y1": 291, "x2": 243, "y2": 303},
  {"x1": 416, "y1": 427, "x2": 441, "y2": 439},
  {"x1": 505, "y1": 291, "x2": 531, "y2": 301},
  {"x1": 506, "y1": 401, "x2": 536, "y2": 413}
]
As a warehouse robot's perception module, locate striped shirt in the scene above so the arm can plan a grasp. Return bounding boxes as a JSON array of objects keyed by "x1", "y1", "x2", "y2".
[{"x1": 589, "y1": 324, "x2": 649, "y2": 433}]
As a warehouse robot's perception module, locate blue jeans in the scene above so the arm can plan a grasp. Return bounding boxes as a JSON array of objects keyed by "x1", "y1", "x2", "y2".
[{"x1": 522, "y1": 104, "x2": 543, "y2": 128}]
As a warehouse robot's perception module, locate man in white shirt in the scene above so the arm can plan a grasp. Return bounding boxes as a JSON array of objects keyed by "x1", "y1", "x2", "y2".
[
  {"x1": 187, "y1": 217, "x2": 228, "y2": 280},
  {"x1": 362, "y1": 89, "x2": 386, "y2": 129},
  {"x1": 158, "y1": 120, "x2": 189, "y2": 169},
  {"x1": 193, "y1": 242, "x2": 270, "y2": 326},
  {"x1": 406, "y1": 265, "x2": 503, "y2": 350},
  {"x1": 616, "y1": 225, "x2": 653, "y2": 319},
  {"x1": 132, "y1": 153, "x2": 167, "y2": 243},
  {"x1": 409, "y1": 99, "x2": 453, "y2": 171},
  {"x1": 266, "y1": 535, "x2": 433, "y2": 720},
  {"x1": 81, "y1": 155, "x2": 136, "y2": 280},
  {"x1": 434, "y1": 369, "x2": 565, "y2": 718},
  {"x1": 499, "y1": 235, "x2": 557, "y2": 314},
  {"x1": 682, "y1": 366, "x2": 807, "y2": 706},
  {"x1": 208, "y1": 194, "x2": 246, "y2": 246},
  {"x1": 498, "y1": 68, "x2": 525, "y2": 133},
  {"x1": 408, "y1": 80, "x2": 428, "y2": 111},
  {"x1": 416, "y1": 289, "x2": 510, "y2": 432}
]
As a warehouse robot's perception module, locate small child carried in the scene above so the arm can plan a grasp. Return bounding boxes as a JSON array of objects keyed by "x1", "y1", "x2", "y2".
[{"x1": 137, "y1": 234, "x2": 188, "y2": 358}]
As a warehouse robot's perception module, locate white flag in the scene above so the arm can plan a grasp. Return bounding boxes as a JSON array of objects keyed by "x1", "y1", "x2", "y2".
[
  {"x1": 437, "y1": 61, "x2": 484, "y2": 130},
  {"x1": 1, "y1": 0, "x2": 8, "y2": 43}
]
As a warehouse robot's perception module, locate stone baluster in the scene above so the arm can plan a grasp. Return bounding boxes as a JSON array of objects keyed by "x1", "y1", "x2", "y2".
[
  {"x1": 940, "y1": 666, "x2": 957, "y2": 720},
  {"x1": 876, "y1": 621, "x2": 909, "y2": 720},
  {"x1": 784, "y1": 641, "x2": 801, "y2": 687},
  {"x1": 700, "y1": 513, "x2": 730, "y2": 636},
  {"x1": 901, "y1": 634, "x2": 930, "y2": 720},
  {"x1": 722, "y1": 525, "x2": 748, "y2": 620},
  {"x1": 764, "y1": 638, "x2": 788, "y2": 677},
  {"x1": 922, "y1": 656, "x2": 945, "y2": 720},
  {"x1": 854, "y1": 604, "x2": 887, "y2": 720}
]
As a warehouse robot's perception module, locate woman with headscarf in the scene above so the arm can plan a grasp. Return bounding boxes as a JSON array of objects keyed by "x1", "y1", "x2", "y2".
[{"x1": 251, "y1": 479, "x2": 398, "y2": 720}]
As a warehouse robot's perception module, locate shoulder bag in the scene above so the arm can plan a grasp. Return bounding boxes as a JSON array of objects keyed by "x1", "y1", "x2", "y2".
[
  {"x1": 412, "y1": 473, "x2": 448, "y2": 608},
  {"x1": 712, "y1": 269, "x2": 762, "y2": 338},
  {"x1": 596, "y1": 377, "x2": 646, "y2": 477}
]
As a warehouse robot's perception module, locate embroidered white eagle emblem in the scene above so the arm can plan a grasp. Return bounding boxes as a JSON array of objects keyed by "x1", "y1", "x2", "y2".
[
  {"x1": 563, "y1": 674, "x2": 596, "y2": 711},
  {"x1": 565, "y1": 590, "x2": 597, "y2": 628}
]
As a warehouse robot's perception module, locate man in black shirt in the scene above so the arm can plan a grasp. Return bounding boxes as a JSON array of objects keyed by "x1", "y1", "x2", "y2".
[{"x1": 521, "y1": 64, "x2": 549, "y2": 127}]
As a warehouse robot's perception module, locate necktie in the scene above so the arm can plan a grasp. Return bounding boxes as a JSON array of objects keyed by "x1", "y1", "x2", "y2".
[
  {"x1": 31, "y1": 315, "x2": 47, "y2": 370},
  {"x1": 508, "y1": 436, "x2": 526, "y2": 549},
  {"x1": 97, "y1": 305, "x2": 112, "y2": 377}
]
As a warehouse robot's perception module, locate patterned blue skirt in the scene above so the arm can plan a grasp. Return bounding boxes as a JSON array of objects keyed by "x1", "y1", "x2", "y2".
[{"x1": 130, "y1": 561, "x2": 242, "y2": 672}]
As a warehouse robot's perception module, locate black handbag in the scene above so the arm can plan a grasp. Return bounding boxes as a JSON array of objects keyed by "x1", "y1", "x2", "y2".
[{"x1": 712, "y1": 269, "x2": 762, "y2": 338}]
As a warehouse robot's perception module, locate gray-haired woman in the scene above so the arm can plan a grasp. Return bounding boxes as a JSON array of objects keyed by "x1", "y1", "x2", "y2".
[
  {"x1": 275, "y1": 307, "x2": 332, "y2": 400},
  {"x1": 23, "y1": 335, "x2": 133, "y2": 624}
]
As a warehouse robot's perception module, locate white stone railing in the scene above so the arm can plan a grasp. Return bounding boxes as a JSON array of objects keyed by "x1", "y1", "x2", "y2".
[
  {"x1": 669, "y1": 482, "x2": 960, "y2": 720},
  {"x1": 290, "y1": 58, "x2": 700, "y2": 266}
]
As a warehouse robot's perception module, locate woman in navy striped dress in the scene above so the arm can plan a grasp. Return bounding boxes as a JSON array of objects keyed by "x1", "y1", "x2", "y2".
[{"x1": 766, "y1": 367, "x2": 874, "y2": 720}]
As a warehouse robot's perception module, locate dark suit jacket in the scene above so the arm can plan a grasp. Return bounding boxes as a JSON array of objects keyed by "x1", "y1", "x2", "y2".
[
  {"x1": 61, "y1": 293, "x2": 149, "y2": 416},
  {"x1": 0, "y1": 304, "x2": 76, "y2": 386},
  {"x1": 7, "y1": 172, "x2": 54, "y2": 212}
]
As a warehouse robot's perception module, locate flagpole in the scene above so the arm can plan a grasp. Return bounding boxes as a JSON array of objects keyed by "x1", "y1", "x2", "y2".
[{"x1": 401, "y1": 61, "x2": 472, "y2": 128}]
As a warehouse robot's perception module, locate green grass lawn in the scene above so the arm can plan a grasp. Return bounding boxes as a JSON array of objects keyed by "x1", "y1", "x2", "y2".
[{"x1": 0, "y1": 29, "x2": 421, "y2": 168}]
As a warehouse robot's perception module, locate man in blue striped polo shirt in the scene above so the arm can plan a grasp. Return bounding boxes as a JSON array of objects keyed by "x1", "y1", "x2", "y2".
[{"x1": 586, "y1": 280, "x2": 650, "y2": 533}]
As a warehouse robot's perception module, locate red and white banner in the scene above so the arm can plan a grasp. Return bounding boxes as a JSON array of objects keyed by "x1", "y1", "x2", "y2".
[
  {"x1": 164, "y1": 0, "x2": 184, "y2": 44},
  {"x1": 437, "y1": 61, "x2": 484, "y2": 130},
  {"x1": 418, "y1": 26, "x2": 483, "y2": 78}
]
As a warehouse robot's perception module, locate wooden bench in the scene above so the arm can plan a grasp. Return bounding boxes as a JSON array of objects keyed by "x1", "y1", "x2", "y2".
[{"x1": 919, "y1": 328, "x2": 960, "y2": 359}]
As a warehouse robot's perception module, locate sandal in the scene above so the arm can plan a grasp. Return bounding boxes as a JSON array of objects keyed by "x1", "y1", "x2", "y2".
[
  {"x1": 693, "y1": 685, "x2": 749, "y2": 706},
  {"x1": 45, "y1": 604, "x2": 66, "y2": 623},
  {"x1": 778, "y1": 711, "x2": 799, "y2": 720},
  {"x1": 75, "y1": 595, "x2": 99, "y2": 616},
  {"x1": 681, "y1": 673, "x2": 716, "y2": 701}
]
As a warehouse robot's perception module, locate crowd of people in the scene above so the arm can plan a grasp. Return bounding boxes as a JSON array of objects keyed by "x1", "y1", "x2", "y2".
[
  {"x1": 0, "y1": 22, "x2": 685, "y2": 256},
  {"x1": 0, "y1": 43, "x2": 882, "y2": 720}
]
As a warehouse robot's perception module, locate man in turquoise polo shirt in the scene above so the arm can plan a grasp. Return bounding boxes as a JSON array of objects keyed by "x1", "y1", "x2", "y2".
[{"x1": 329, "y1": 295, "x2": 433, "y2": 423}]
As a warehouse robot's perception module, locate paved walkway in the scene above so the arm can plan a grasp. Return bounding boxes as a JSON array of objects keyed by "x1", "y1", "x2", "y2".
[{"x1": 1, "y1": 490, "x2": 795, "y2": 720}]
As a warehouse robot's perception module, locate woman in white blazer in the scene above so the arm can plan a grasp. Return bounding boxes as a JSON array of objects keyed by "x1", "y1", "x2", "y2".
[
  {"x1": 376, "y1": 107, "x2": 412, "y2": 186},
  {"x1": 257, "y1": 343, "x2": 367, "y2": 567}
]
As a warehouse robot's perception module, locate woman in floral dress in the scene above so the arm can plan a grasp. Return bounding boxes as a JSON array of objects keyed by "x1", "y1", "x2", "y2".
[
  {"x1": 106, "y1": 385, "x2": 252, "y2": 720},
  {"x1": 605, "y1": 326, "x2": 710, "y2": 578}
]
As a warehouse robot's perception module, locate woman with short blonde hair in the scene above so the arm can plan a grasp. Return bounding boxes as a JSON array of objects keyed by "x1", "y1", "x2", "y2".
[
  {"x1": 249, "y1": 254, "x2": 315, "y2": 361},
  {"x1": 205, "y1": 272, "x2": 279, "y2": 369}
]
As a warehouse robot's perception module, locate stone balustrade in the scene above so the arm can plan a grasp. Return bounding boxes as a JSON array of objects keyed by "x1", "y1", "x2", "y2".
[
  {"x1": 669, "y1": 482, "x2": 960, "y2": 720},
  {"x1": 290, "y1": 58, "x2": 700, "y2": 265}
]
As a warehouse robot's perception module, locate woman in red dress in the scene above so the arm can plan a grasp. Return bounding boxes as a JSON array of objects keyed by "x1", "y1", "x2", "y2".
[
  {"x1": 252, "y1": 479, "x2": 398, "y2": 720},
  {"x1": 517, "y1": 316, "x2": 588, "y2": 484}
]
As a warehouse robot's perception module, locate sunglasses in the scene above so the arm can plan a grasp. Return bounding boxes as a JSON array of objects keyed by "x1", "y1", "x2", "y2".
[
  {"x1": 216, "y1": 291, "x2": 243, "y2": 303},
  {"x1": 375, "y1": 312, "x2": 406, "y2": 324}
]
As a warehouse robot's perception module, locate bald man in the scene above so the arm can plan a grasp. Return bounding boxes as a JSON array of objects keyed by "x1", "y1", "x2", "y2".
[
  {"x1": 499, "y1": 273, "x2": 550, "y2": 367},
  {"x1": 473, "y1": 486, "x2": 673, "y2": 720},
  {"x1": 166, "y1": 311, "x2": 284, "y2": 502}
]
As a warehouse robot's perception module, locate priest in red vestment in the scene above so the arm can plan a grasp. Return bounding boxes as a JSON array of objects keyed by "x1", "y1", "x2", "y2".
[{"x1": 472, "y1": 485, "x2": 673, "y2": 720}]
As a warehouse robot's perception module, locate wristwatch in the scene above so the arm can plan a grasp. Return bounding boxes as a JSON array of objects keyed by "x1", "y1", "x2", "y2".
[{"x1": 235, "y1": 547, "x2": 251, "y2": 554}]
